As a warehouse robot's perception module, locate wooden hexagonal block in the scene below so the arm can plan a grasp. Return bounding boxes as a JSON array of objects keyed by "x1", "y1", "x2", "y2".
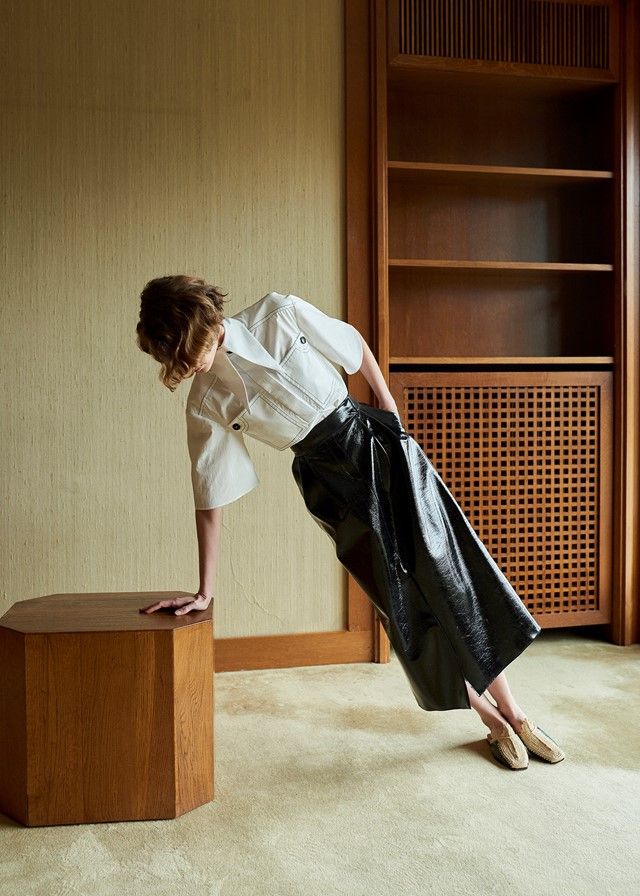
[{"x1": 0, "y1": 591, "x2": 214, "y2": 826}]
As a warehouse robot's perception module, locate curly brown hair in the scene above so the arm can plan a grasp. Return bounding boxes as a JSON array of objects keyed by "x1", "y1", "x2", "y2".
[{"x1": 136, "y1": 274, "x2": 229, "y2": 391}]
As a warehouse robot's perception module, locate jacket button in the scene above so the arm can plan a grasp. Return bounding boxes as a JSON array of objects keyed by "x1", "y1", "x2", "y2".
[
  {"x1": 232, "y1": 423, "x2": 241, "y2": 429},
  {"x1": 300, "y1": 335, "x2": 306, "y2": 343}
]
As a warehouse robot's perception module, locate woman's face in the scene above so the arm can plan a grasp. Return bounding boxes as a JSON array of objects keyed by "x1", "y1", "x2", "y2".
[{"x1": 193, "y1": 323, "x2": 225, "y2": 374}]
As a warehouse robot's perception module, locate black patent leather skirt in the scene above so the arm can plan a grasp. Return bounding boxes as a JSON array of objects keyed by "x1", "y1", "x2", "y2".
[{"x1": 290, "y1": 394, "x2": 542, "y2": 712}]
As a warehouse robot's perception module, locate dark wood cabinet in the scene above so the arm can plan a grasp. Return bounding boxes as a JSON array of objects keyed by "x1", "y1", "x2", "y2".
[{"x1": 346, "y1": 0, "x2": 639, "y2": 645}]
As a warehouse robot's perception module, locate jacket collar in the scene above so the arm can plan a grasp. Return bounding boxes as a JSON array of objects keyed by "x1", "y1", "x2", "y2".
[
  {"x1": 209, "y1": 315, "x2": 281, "y2": 413},
  {"x1": 218, "y1": 315, "x2": 281, "y2": 372}
]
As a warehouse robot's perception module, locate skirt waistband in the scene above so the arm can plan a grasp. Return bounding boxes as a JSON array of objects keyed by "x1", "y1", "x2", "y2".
[{"x1": 291, "y1": 394, "x2": 361, "y2": 455}]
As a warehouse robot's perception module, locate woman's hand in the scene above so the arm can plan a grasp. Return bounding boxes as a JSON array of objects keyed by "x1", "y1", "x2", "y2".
[
  {"x1": 378, "y1": 398, "x2": 400, "y2": 416},
  {"x1": 139, "y1": 592, "x2": 213, "y2": 615}
]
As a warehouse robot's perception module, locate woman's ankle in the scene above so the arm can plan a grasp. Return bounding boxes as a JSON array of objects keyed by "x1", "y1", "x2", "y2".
[
  {"x1": 496, "y1": 701, "x2": 527, "y2": 729},
  {"x1": 480, "y1": 697, "x2": 510, "y2": 733}
]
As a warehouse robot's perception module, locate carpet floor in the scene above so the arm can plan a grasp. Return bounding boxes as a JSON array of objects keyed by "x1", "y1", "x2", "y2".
[{"x1": 1, "y1": 629, "x2": 639, "y2": 896}]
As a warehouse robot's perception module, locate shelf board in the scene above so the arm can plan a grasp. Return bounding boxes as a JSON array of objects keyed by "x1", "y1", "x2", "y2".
[
  {"x1": 387, "y1": 61, "x2": 618, "y2": 97},
  {"x1": 389, "y1": 356, "x2": 614, "y2": 366},
  {"x1": 387, "y1": 161, "x2": 614, "y2": 182},
  {"x1": 388, "y1": 259, "x2": 614, "y2": 272}
]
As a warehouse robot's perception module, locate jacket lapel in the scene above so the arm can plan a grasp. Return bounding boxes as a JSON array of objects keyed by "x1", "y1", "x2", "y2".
[
  {"x1": 211, "y1": 315, "x2": 281, "y2": 413},
  {"x1": 222, "y1": 316, "x2": 282, "y2": 371}
]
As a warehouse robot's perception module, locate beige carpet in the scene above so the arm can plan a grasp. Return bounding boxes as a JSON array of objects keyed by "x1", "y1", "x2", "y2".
[{"x1": 2, "y1": 629, "x2": 639, "y2": 896}]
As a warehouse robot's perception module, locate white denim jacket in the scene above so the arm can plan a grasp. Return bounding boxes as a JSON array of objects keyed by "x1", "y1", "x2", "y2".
[{"x1": 185, "y1": 291, "x2": 364, "y2": 509}]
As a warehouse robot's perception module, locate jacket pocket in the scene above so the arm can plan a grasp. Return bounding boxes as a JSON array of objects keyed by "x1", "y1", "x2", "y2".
[
  {"x1": 228, "y1": 392, "x2": 306, "y2": 450},
  {"x1": 280, "y1": 330, "x2": 338, "y2": 407}
]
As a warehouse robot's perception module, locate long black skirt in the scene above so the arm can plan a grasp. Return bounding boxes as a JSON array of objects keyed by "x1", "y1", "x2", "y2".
[{"x1": 290, "y1": 394, "x2": 541, "y2": 712}]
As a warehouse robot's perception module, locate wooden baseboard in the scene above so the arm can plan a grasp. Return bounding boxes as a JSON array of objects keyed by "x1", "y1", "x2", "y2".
[{"x1": 215, "y1": 628, "x2": 382, "y2": 672}]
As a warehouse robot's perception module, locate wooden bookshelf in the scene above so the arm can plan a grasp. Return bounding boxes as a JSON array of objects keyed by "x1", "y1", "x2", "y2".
[
  {"x1": 346, "y1": 0, "x2": 639, "y2": 651},
  {"x1": 359, "y1": 0, "x2": 640, "y2": 639}
]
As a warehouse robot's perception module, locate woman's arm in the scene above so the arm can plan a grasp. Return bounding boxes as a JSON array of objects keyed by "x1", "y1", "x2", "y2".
[
  {"x1": 357, "y1": 333, "x2": 399, "y2": 414},
  {"x1": 195, "y1": 506, "x2": 223, "y2": 600},
  {"x1": 140, "y1": 505, "x2": 223, "y2": 615}
]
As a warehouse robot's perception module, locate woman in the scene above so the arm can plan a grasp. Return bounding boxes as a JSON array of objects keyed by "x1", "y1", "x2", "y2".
[{"x1": 136, "y1": 274, "x2": 565, "y2": 770}]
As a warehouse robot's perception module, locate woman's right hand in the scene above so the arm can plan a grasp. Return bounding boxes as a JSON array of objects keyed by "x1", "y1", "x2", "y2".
[{"x1": 139, "y1": 592, "x2": 213, "y2": 615}]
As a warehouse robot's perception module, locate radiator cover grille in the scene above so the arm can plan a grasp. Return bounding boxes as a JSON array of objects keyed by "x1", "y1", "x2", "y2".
[{"x1": 393, "y1": 376, "x2": 612, "y2": 621}]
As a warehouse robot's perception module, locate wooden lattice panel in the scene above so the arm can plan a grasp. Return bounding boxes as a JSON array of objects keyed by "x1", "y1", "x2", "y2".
[
  {"x1": 389, "y1": 371, "x2": 613, "y2": 625},
  {"x1": 393, "y1": 0, "x2": 616, "y2": 75}
]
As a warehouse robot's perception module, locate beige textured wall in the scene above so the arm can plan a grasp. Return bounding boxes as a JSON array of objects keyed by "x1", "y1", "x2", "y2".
[{"x1": 1, "y1": 0, "x2": 349, "y2": 637}]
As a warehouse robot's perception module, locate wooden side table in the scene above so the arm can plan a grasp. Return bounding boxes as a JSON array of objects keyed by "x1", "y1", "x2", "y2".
[{"x1": 0, "y1": 591, "x2": 214, "y2": 826}]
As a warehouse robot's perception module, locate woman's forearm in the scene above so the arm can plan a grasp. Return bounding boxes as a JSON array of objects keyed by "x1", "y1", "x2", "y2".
[
  {"x1": 357, "y1": 333, "x2": 396, "y2": 410},
  {"x1": 195, "y1": 507, "x2": 224, "y2": 598}
]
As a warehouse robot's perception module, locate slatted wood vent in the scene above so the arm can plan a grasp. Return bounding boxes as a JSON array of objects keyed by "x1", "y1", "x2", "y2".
[
  {"x1": 401, "y1": 379, "x2": 612, "y2": 623},
  {"x1": 397, "y1": 0, "x2": 613, "y2": 72}
]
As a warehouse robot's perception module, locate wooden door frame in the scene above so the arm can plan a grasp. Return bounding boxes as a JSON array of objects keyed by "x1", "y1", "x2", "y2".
[
  {"x1": 614, "y1": 0, "x2": 640, "y2": 645},
  {"x1": 345, "y1": 0, "x2": 390, "y2": 662}
]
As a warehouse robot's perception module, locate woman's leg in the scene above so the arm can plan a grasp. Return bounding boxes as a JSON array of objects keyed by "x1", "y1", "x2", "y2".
[
  {"x1": 465, "y1": 672, "x2": 527, "y2": 736},
  {"x1": 484, "y1": 671, "x2": 527, "y2": 733},
  {"x1": 464, "y1": 680, "x2": 510, "y2": 736}
]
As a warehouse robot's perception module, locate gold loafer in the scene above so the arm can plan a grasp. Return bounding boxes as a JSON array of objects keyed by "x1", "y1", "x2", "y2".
[
  {"x1": 487, "y1": 722, "x2": 529, "y2": 769},
  {"x1": 515, "y1": 718, "x2": 565, "y2": 763}
]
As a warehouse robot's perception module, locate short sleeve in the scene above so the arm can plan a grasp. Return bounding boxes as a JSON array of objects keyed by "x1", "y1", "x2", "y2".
[
  {"x1": 186, "y1": 405, "x2": 260, "y2": 509},
  {"x1": 289, "y1": 294, "x2": 363, "y2": 375}
]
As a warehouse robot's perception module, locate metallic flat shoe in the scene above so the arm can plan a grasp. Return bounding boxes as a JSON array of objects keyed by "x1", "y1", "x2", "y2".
[
  {"x1": 487, "y1": 722, "x2": 529, "y2": 769},
  {"x1": 515, "y1": 718, "x2": 565, "y2": 763}
]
